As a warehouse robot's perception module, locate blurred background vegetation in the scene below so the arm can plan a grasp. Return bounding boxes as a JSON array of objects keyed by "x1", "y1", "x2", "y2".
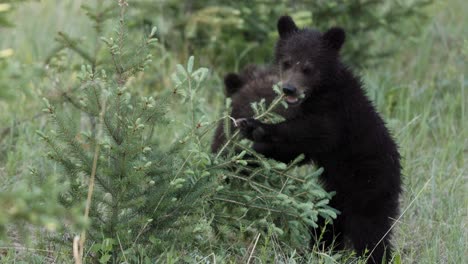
[{"x1": 0, "y1": 0, "x2": 466, "y2": 263}]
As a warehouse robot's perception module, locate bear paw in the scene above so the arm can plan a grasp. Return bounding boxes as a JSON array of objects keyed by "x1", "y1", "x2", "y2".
[{"x1": 236, "y1": 118, "x2": 267, "y2": 141}]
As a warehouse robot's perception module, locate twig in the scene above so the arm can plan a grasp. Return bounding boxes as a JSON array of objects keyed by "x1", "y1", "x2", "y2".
[
  {"x1": 247, "y1": 233, "x2": 261, "y2": 264},
  {"x1": 214, "y1": 130, "x2": 240, "y2": 160},
  {"x1": 117, "y1": 233, "x2": 128, "y2": 263},
  {"x1": 227, "y1": 173, "x2": 276, "y2": 192},
  {"x1": 73, "y1": 236, "x2": 82, "y2": 264},
  {"x1": 215, "y1": 93, "x2": 285, "y2": 160},
  {"x1": 213, "y1": 197, "x2": 297, "y2": 217},
  {"x1": 78, "y1": 99, "x2": 107, "y2": 260}
]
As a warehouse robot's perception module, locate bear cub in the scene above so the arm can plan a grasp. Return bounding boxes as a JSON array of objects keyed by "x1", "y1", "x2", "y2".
[
  {"x1": 211, "y1": 65, "x2": 301, "y2": 154},
  {"x1": 220, "y1": 16, "x2": 402, "y2": 264}
]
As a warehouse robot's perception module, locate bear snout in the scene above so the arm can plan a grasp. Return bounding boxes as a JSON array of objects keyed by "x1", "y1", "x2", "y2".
[{"x1": 282, "y1": 84, "x2": 297, "y2": 95}]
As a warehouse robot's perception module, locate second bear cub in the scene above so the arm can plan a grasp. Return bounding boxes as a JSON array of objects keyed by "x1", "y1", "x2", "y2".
[{"x1": 211, "y1": 65, "x2": 300, "y2": 154}]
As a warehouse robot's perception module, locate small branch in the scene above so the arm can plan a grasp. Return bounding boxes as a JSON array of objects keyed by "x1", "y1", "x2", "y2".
[
  {"x1": 215, "y1": 93, "x2": 285, "y2": 160},
  {"x1": 247, "y1": 233, "x2": 261, "y2": 264},
  {"x1": 213, "y1": 197, "x2": 297, "y2": 217},
  {"x1": 227, "y1": 173, "x2": 277, "y2": 193},
  {"x1": 73, "y1": 236, "x2": 82, "y2": 264},
  {"x1": 57, "y1": 32, "x2": 94, "y2": 64},
  {"x1": 215, "y1": 130, "x2": 240, "y2": 160},
  {"x1": 255, "y1": 94, "x2": 285, "y2": 120},
  {"x1": 78, "y1": 98, "x2": 107, "y2": 260},
  {"x1": 116, "y1": 233, "x2": 128, "y2": 264}
]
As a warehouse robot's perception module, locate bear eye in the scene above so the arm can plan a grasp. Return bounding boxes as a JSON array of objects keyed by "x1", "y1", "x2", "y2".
[{"x1": 282, "y1": 60, "x2": 292, "y2": 70}]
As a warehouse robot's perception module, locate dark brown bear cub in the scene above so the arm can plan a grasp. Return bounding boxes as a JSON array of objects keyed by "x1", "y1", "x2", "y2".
[
  {"x1": 211, "y1": 65, "x2": 302, "y2": 154},
  {"x1": 235, "y1": 16, "x2": 401, "y2": 263}
]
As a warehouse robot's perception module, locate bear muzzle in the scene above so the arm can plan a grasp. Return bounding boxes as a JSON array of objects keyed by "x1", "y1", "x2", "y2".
[{"x1": 282, "y1": 84, "x2": 303, "y2": 105}]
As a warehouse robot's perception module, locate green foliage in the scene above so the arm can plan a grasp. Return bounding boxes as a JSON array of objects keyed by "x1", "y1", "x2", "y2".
[
  {"x1": 0, "y1": 1, "x2": 36, "y2": 100},
  {"x1": 0, "y1": 170, "x2": 69, "y2": 238},
  {"x1": 0, "y1": 1, "x2": 26, "y2": 27},
  {"x1": 130, "y1": 0, "x2": 432, "y2": 69},
  {"x1": 40, "y1": 3, "x2": 214, "y2": 260}
]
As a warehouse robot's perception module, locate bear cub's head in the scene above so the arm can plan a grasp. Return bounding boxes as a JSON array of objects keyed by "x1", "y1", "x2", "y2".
[{"x1": 275, "y1": 16, "x2": 346, "y2": 105}]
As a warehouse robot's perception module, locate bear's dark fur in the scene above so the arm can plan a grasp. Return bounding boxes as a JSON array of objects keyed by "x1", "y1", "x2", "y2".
[
  {"x1": 211, "y1": 65, "x2": 301, "y2": 153},
  {"x1": 215, "y1": 16, "x2": 402, "y2": 264}
]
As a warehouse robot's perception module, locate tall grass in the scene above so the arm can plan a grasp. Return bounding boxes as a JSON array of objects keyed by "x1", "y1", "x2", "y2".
[{"x1": 364, "y1": 0, "x2": 467, "y2": 262}]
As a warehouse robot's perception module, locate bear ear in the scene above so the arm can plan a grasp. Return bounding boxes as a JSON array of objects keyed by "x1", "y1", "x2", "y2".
[
  {"x1": 277, "y1": 16, "x2": 298, "y2": 39},
  {"x1": 224, "y1": 73, "x2": 244, "y2": 96},
  {"x1": 323, "y1": 27, "x2": 346, "y2": 51}
]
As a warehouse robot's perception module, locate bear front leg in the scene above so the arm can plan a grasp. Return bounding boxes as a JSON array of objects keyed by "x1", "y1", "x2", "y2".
[{"x1": 237, "y1": 115, "x2": 339, "y2": 154}]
